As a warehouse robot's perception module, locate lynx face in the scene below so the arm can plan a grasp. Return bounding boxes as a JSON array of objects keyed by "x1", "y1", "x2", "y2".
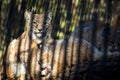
[{"x1": 24, "y1": 11, "x2": 52, "y2": 44}]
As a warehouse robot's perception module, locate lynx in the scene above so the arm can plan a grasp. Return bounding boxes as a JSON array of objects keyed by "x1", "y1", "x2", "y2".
[
  {"x1": 69, "y1": 21, "x2": 107, "y2": 50},
  {"x1": 5, "y1": 10, "x2": 52, "y2": 80}
]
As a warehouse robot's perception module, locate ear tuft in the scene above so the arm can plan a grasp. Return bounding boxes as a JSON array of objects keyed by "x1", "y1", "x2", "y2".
[
  {"x1": 46, "y1": 12, "x2": 52, "y2": 26},
  {"x1": 48, "y1": 12, "x2": 52, "y2": 22},
  {"x1": 24, "y1": 10, "x2": 32, "y2": 21}
]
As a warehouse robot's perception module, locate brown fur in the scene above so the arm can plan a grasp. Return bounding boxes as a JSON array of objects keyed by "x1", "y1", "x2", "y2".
[
  {"x1": 5, "y1": 11, "x2": 52, "y2": 80},
  {"x1": 30, "y1": 39, "x2": 104, "y2": 80},
  {"x1": 29, "y1": 40, "x2": 66, "y2": 80},
  {"x1": 6, "y1": 31, "x2": 34, "y2": 80}
]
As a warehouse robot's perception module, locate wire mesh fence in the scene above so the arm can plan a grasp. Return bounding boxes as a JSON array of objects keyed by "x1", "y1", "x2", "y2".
[{"x1": 0, "y1": 0, "x2": 120, "y2": 80}]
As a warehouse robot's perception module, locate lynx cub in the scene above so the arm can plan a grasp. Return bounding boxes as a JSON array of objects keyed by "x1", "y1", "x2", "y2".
[{"x1": 6, "y1": 10, "x2": 52, "y2": 80}]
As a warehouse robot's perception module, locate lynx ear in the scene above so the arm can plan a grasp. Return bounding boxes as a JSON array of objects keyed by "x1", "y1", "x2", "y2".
[
  {"x1": 46, "y1": 12, "x2": 52, "y2": 26},
  {"x1": 48, "y1": 12, "x2": 52, "y2": 22},
  {"x1": 24, "y1": 10, "x2": 32, "y2": 21}
]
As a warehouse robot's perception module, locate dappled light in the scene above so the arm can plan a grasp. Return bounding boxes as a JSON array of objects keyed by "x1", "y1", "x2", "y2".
[{"x1": 0, "y1": 0, "x2": 120, "y2": 80}]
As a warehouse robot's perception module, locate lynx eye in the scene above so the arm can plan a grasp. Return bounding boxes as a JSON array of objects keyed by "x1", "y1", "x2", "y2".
[
  {"x1": 32, "y1": 21, "x2": 38, "y2": 27},
  {"x1": 32, "y1": 21, "x2": 36, "y2": 23}
]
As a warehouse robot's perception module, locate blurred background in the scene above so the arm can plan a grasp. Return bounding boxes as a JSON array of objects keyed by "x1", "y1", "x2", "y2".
[{"x1": 0, "y1": 0, "x2": 120, "y2": 73}]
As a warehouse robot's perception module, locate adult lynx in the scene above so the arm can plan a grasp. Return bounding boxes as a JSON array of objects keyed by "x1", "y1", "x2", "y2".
[
  {"x1": 5, "y1": 10, "x2": 52, "y2": 80},
  {"x1": 69, "y1": 21, "x2": 106, "y2": 50}
]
